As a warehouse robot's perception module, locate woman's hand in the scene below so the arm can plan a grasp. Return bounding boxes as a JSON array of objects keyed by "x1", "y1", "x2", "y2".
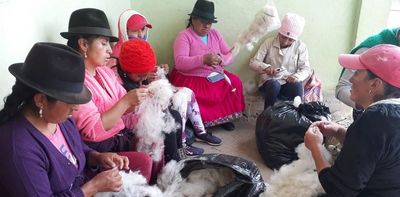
[
  {"x1": 81, "y1": 167, "x2": 122, "y2": 195},
  {"x1": 311, "y1": 121, "x2": 347, "y2": 144},
  {"x1": 146, "y1": 73, "x2": 159, "y2": 82},
  {"x1": 203, "y1": 53, "x2": 222, "y2": 67},
  {"x1": 304, "y1": 125, "x2": 332, "y2": 173},
  {"x1": 304, "y1": 125, "x2": 324, "y2": 150},
  {"x1": 286, "y1": 75, "x2": 299, "y2": 83},
  {"x1": 96, "y1": 152, "x2": 130, "y2": 171},
  {"x1": 263, "y1": 67, "x2": 281, "y2": 76},
  {"x1": 122, "y1": 88, "x2": 149, "y2": 108},
  {"x1": 159, "y1": 64, "x2": 169, "y2": 73},
  {"x1": 311, "y1": 121, "x2": 343, "y2": 138}
]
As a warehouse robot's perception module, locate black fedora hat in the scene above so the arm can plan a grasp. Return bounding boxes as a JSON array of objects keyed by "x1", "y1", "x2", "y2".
[
  {"x1": 189, "y1": 0, "x2": 218, "y2": 23},
  {"x1": 61, "y1": 8, "x2": 118, "y2": 42},
  {"x1": 9, "y1": 42, "x2": 92, "y2": 104}
]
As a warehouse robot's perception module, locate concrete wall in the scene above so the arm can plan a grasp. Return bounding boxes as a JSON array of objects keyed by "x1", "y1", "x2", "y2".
[
  {"x1": 0, "y1": 0, "x2": 130, "y2": 101},
  {"x1": 0, "y1": 0, "x2": 392, "y2": 101},
  {"x1": 132, "y1": 0, "x2": 392, "y2": 92}
]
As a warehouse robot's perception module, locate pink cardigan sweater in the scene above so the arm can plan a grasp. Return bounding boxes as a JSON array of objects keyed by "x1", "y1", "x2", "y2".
[
  {"x1": 73, "y1": 66, "x2": 136, "y2": 142},
  {"x1": 173, "y1": 27, "x2": 234, "y2": 77}
]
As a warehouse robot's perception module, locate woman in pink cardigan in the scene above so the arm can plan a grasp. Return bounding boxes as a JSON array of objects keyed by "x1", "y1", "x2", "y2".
[
  {"x1": 170, "y1": 0, "x2": 245, "y2": 130},
  {"x1": 111, "y1": 9, "x2": 222, "y2": 156},
  {"x1": 60, "y1": 8, "x2": 164, "y2": 183}
]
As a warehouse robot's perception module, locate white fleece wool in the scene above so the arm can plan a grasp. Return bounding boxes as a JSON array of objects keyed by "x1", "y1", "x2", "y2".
[
  {"x1": 171, "y1": 87, "x2": 192, "y2": 116},
  {"x1": 232, "y1": 1, "x2": 281, "y2": 56},
  {"x1": 134, "y1": 78, "x2": 179, "y2": 162},
  {"x1": 157, "y1": 160, "x2": 236, "y2": 197},
  {"x1": 95, "y1": 160, "x2": 237, "y2": 197},
  {"x1": 94, "y1": 171, "x2": 163, "y2": 197},
  {"x1": 265, "y1": 143, "x2": 332, "y2": 197},
  {"x1": 157, "y1": 160, "x2": 184, "y2": 196},
  {"x1": 179, "y1": 167, "x2": 235, "y2": 197}
]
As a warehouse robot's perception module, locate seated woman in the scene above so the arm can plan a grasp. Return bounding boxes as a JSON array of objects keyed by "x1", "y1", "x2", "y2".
[
  {"x1": 170, "y1": 0, "x2": 245, "y2": 131},
  {"x1": 60, "y1": 8, "x2": 166, "y2": 182},
  {"x1": 305, "y1": 44, "x2": 400, "y2": 196},
  {"x1": 112, "y1": 9, "x2": 222, "y2": 156},
  {"x1": 0, "y1": 42, "x2": 139, "y2": 196},
  {"x1": 249, "y1": 13, "x2": 312, "y2": 109}
]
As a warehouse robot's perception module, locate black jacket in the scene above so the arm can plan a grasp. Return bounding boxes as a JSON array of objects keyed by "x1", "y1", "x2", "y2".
[{"x1": 319, "y1": 99, "x2": 400, "y2": 197}]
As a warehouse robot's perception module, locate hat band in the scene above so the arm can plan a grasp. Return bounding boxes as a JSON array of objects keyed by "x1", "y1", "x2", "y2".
[
  {"x1": 68, "y1": 26, "x2": 113, "y2": 37},
  {"x1": 191, "y1": 9, "x2": 216, "y2": 20}
]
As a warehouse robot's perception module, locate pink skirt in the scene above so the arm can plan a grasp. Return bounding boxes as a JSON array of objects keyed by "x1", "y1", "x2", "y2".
[{"x1": 170, "y1": 69, "x2": 245, "y2": 127}]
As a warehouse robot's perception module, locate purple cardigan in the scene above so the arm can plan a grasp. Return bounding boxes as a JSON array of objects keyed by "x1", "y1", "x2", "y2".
[
  {"x1": 0, "y1": 115, "x2": 92, "y2": 196},
  {"x1": 173, "y1": 27, "x2": 234, "y2": 77}
]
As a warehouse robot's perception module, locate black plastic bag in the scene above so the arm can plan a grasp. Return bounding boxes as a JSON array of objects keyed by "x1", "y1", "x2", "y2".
[
  {"x1": 255, "y1": 101, "x2": 330, "y2": 169},
  {"x1": 180, "y1": 154, "x2": 266, "y2": 197}
]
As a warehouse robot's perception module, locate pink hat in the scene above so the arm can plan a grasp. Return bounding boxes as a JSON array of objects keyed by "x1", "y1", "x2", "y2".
[
  {"x1": 338, "y1": 44, "x2": 400, "y2": 88},
  {"x1": 278, "y1": 13, "x2": 305, "y2": 40},
  {"x1": 127, "y1": 14, "x2": 152, "y2": 31}
]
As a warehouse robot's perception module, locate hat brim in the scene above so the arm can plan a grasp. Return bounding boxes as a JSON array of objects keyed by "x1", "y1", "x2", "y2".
[
  {"x1": 188, "y1": 14, "x2": 218, "y2": 23},
  {"x1": 60, "y1": 32, "x2": 119, "y2": 42},
  {"x1": 127, "y1": 23, "x2": 153, "y2": 32},
  {"x1": 338, "y1": 54, "x2": 366, "y2": 70},
  {"x1": 278, "y1": 32, "x2": 298, "y2": 41},
  {"x1": 9, "y1": 63, "x2": 92, "y2": 105}
]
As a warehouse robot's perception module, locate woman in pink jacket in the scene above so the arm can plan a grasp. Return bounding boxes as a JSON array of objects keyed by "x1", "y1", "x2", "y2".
[
  {"x1": 111, "y1": 9, "x2": 222, "y2": 156},
  {"x1": 170, "y1": 0, "x2": 245, "y2": 130},
  {"x1": 60, "y1": 8, "x2": 163, "y2": 183}
]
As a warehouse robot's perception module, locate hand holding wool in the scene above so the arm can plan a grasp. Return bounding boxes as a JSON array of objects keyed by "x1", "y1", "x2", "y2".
[
  {"x1": 123, "y1": 88, "x2": 149, "y2": 108},
  {"x1": 84, "y1": 167, "x2": 122, "y2": 193}
]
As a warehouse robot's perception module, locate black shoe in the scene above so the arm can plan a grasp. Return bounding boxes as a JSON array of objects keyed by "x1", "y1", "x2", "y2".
[
  {"x1": 221, "y1": 122, "x2": 235, "y2": 131},
  {"x1": 196, "y1": 132, "x2": 222, "y2": 146}
]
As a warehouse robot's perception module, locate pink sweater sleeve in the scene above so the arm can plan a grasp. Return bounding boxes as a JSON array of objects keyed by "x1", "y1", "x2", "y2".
[
  {"x1": 73, "y1": 100, "x2": 123, "y2": 142},
  {"x1": 173, "y1": 30, "x2": 205, "y2": 72}
]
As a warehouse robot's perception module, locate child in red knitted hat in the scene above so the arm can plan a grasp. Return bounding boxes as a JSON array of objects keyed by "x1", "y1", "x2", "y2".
[
  {"x1": 118, "y1": 39, "x2": 222, "y2": 156},
  {"x1": 119, "y1": 39, "x2": 157, "y2": 87}
]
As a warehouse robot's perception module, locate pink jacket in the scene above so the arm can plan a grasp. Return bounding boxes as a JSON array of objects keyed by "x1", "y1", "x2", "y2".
[
  {"x1": 73, "y1": 66, "x2": 136, "y2": 142},
  {"x1": 173, "y1": 27, "x2": 234, "y2": 77}
]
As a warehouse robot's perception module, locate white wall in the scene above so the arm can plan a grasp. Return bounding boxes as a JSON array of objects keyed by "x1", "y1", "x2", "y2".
[{"x1": 0, "y1": 0, "x2": 130, "y2": 102}]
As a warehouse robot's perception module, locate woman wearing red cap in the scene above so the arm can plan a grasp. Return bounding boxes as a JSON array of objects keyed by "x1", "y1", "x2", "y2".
[
  {"x1": 112, "y1": 9, "x2": 222, "y2": 156},
  {"x1": 304, "y1": 44, "x2": 400, "y2": 196},
  {"x1": 112, "y1": 9, "x2": 153, "y2": 58},
  {"x1": 170, "y1": 0, "x2": 245, "y2": 131}
]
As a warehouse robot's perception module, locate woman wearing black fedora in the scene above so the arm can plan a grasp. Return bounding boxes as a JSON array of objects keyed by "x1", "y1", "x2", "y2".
[
  {"x1": 170, "y1": 0, "x2": 245, "y2": 131},
  {"x1": 61, "y1": 8, "x2": 175, "y2": 182},
  {"x1": 0, "y1": 42, "x2": 131, "y2": 196}
]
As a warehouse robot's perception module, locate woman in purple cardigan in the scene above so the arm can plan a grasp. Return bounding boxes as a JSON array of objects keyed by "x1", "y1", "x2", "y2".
[
  {"x1": 170, "y1": 0, "x2": 245, "y2": 130},
  {"x1": 0, "y1": 43, "x2": 132, "y2": 196}
]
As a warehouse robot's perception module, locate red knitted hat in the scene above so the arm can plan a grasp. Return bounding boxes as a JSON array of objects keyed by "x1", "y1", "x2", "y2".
[{"x1": 119, "y1": 39, "x2": 156, "y2": 74}]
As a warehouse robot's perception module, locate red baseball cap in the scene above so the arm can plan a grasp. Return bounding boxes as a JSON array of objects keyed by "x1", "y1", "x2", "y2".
[
  {"x1": 338, "y1": 44, "x2": 400, "y2": 88},
  {"x1": 127, "y1": 14, "x2": 152, "y2": 31}
]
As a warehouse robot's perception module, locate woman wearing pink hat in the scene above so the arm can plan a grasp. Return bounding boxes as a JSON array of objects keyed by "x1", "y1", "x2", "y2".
[
  {"x1": 304, "y1": 44, "x2": 400, "y2": 196},
  {"x1": 250, "y1": 13, "x2": 312, "y2": 109}
]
